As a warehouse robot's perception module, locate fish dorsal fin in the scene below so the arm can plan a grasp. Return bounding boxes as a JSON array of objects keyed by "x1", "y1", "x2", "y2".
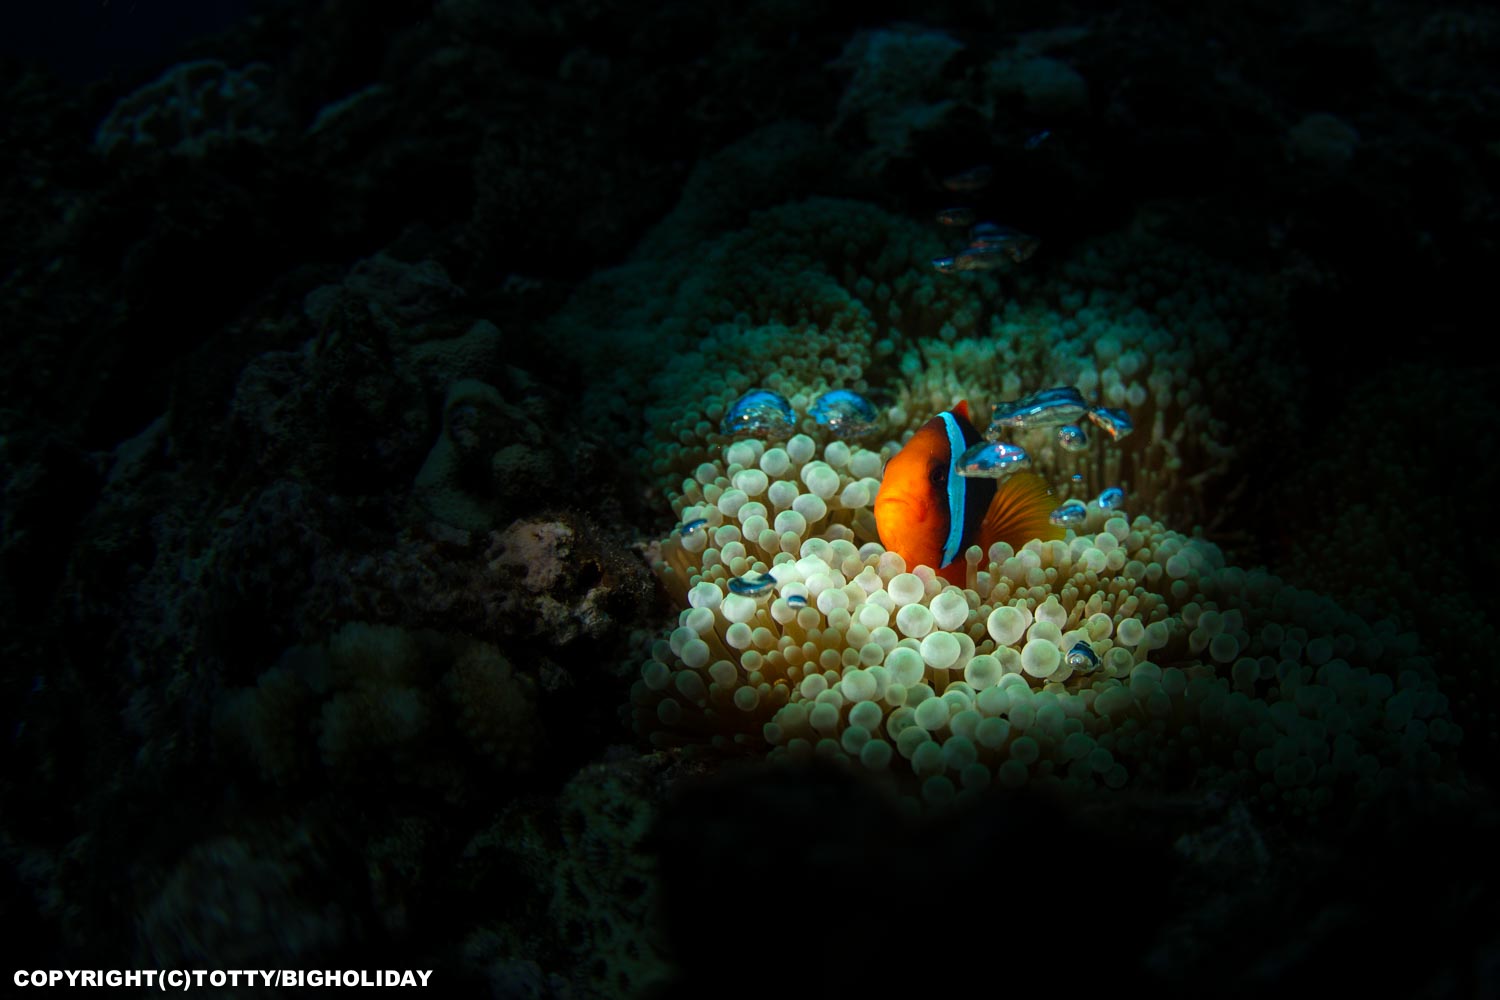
[
  {"x1": 979, "y1": 472, "x2": 1066, "y2": 555},
  {"x1": 952, "y1": 400, "x2": 971, "y2": 425}
]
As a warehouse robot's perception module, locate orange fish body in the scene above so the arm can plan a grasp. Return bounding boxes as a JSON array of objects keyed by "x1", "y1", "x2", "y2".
[{"x1": 875, "y1": 401, "x2": 1062, "y2": 586}]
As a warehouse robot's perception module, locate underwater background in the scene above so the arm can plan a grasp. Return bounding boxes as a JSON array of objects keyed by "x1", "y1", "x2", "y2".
[{"x1": 2, "y1": 0, "x2": 1498, "y2": 995}]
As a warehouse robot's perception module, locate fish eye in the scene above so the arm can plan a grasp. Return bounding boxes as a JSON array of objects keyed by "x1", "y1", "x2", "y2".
[{"x1": 929, "y1": 465, "x2": 946, "y2": 487}]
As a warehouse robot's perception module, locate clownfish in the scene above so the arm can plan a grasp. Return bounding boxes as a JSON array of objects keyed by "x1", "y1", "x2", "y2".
[{"x1": 874, "y1": 401, "x2": 1063, "y2": 586}]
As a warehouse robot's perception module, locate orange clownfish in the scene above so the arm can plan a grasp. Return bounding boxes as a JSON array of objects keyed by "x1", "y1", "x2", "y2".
[{"x1": 875, "y1": 401, "x2": 1063, "y2": 586}]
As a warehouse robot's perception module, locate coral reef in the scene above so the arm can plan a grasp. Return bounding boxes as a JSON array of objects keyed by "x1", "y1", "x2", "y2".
[
  {"x1": 93, "y1": 59, "x2": 282, "y2": 158},
  {"x1": 829, "y1": 25, "x2": 966, "y2": 176},
  {"x1": 487, "y1": 518, "x2": 639, "y2": 650},
  {"x1": 214, "y1": 623, "x2": 540, "y2": 790},
  {"x1": 413, "y1": 379, "x2": 515, "y2": 532},
  {"x1": 137, "y1": 827, "x2": 348, "y2": 968},
  {"x1": 548, "y1": 757, "x2": 672, "y2": 998},
  {"x1": 302, "y1": 252, "x2": 469, "y2": 333},
  {"x1": 984, "y1": 40, "x2": 1091, "y2": 117},
  {"x1": 453, "y1": 749, "x2": 695, "y2": 998}
]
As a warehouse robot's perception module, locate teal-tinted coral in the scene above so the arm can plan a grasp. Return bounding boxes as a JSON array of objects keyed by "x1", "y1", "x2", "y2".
[
  {"x1": 94, "y1": 59, "x2": 280, "y2": 158},
  {"x1": 215, "y1": 623, "x2": 539, "y2": 790}
]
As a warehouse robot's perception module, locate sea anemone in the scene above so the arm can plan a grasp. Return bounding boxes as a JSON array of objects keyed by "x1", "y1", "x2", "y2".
[{"x1": 633, "y1": 435, "x2": 1462, "y2": 812}]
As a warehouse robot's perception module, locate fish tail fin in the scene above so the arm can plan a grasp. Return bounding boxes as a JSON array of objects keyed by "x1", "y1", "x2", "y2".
[{"x1": 978, "y1": 471, "x2": 1065, "y2": 555}]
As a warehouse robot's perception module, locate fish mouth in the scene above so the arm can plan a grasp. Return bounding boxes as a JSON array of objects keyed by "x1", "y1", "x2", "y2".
[{"x1": 875, "y1": 494, "x2": 921, "y2": 520}]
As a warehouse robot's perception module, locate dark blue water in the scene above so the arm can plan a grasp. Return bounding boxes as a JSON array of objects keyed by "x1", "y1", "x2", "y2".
[{"x1": 2, "y1": 0, "x2": 258, "y2": 82}]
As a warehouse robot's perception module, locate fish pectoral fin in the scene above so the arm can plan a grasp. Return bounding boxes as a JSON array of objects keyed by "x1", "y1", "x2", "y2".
[{"x1": 979, "y1": 471, "x2": 1065, "y2": 554}]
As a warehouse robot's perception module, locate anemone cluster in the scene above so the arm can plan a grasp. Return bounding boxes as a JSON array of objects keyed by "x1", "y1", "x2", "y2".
[
  {"x1": 556, "y1": 190, "x2": 1298, "y2": 532},
  {"x1": 891, "y1": 227, "x2": 1296, "y2": 530},
  {"x1": 556, "y1": 197, "x2": 971, "y2": 498},
  {"x1": 635, "y1": 435, "x2": 1461, "y2": 811}
]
